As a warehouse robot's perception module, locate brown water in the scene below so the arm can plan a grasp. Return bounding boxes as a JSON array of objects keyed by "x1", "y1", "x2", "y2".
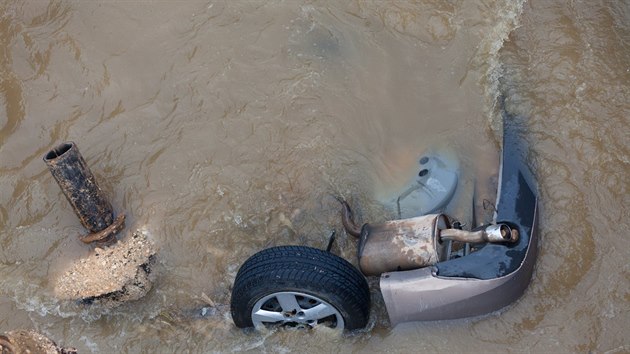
[{"x1": 0, "y1": 0, "x2": 628, "y2": 352}]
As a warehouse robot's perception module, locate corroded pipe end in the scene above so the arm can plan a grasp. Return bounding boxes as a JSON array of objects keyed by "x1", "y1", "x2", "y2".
[
  {"x1": 43, "y1": 142, "x2": 74, "y2": 162},
  {"x1": 80, "y1": 214, "x2": 126, "y2": 244},
  {"x1": 484, "y1": 224, "x2": 518, "y2": 243}
]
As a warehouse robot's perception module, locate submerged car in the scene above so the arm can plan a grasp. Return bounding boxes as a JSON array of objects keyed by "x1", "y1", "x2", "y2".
[{"x1": 230, "y1": 109, "x2": 538, "y2": 330}]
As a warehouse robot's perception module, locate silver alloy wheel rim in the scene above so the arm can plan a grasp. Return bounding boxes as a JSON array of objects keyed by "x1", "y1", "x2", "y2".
[{"x1": 251, "y1": 291, "x2": 344, "y2": 329}]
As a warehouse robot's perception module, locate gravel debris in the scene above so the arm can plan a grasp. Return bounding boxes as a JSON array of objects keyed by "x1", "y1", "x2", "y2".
[
  {"x1": 54, "y1": 229, "x2": 157, "y2": 307},
  {"x1": 0, "y1": 329, "x2": 76, "y2": 354}
]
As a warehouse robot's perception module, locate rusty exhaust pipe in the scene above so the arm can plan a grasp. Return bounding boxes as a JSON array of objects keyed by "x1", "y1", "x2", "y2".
[
  {"x1": 44, "y1": 142, "x2": 125, "y2": 244},
  {"x1": 439, "y1": 224, "x2": 519, "y2": 244},
  {"x1": 338, "y1": 198, "x2": 361, "y2": 238}
]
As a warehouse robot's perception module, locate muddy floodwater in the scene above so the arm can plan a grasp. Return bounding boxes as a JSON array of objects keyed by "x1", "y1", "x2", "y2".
[{"x1": 0, "y1": 0, "x2": 628, "y2": 352}]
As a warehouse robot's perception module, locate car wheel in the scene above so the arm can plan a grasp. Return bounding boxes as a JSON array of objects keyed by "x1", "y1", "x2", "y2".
[{"x1": 230, "y1": 245, "x2": 370, "y2": 330}]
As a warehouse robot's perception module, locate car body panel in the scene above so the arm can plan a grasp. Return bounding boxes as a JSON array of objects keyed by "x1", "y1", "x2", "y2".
[{"x1": 380, "y1": 111, "x2": 539, "y2": 326}]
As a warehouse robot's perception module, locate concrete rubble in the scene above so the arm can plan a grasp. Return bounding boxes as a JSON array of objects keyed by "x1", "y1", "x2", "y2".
[
  {"x1": 0, "y1": 329, "x2": 76, "y2": 354},
  {"x1": 54, "y1": 230, "x2": 157, "y2": 308}
]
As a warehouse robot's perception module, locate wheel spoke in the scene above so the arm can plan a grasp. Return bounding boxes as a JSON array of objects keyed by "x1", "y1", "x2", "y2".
[
  {"x1": 302, "y1": 303, "x2": 338, "y2": 321},
  {"x1": 252, "y1": 309, "x2": 285, "y2": 324},
  {"x1": 275, "y1": 293, "x2": 301, "y2": 312}
]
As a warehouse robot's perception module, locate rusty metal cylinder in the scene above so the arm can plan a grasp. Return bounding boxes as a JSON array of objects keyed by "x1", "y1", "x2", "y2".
[
  {"x1": 357, "y1": 214, "x2": 449, "y2": 276},
  {"x1": 44, "y1": 142, "x2": 114, "y2": 232}
]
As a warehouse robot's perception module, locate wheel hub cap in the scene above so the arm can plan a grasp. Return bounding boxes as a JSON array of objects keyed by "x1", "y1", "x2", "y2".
[{"x1": 251, "y1": 291, "x2": 344, "y2": 329}]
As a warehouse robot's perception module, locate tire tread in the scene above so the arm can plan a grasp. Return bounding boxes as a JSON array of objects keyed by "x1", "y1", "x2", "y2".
[{"x1": 231, "y1": 246, "x2": 370, "y2": 330}]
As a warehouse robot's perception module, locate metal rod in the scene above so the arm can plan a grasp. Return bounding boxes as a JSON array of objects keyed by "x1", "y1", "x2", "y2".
[
  {"x1": 337, "y1": 198, "x2": 361, "y2": 238},
  {"x1": 326, "y1": 230, "x2": 336, "y2": 252}
]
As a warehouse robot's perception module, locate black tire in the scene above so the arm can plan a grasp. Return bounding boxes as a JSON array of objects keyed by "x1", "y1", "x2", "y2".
[{"x1": 230, "y1": 246, "x2": 370, "y2": 330}]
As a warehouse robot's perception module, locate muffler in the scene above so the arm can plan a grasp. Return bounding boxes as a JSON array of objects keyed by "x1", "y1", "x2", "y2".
[
  {"x1": 357, "y1": 213, "x2": 449, "y2": 276},
  {"x1": 340, "y1": 200, "x2": 448, "y2": 276},
  {"x1": 340, "y1": 199, "x2": 519, "y2": 276}
]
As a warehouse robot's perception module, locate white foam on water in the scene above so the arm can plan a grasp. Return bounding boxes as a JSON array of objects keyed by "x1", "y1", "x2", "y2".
[
  {"x1": 79, "y1": 335, "x2": 99, "y2": 352},
  {"x1": 477, "y1": 0, "x2": 526, "y2": 132}
]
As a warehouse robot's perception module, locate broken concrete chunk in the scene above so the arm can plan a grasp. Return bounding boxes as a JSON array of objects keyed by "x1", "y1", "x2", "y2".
[
  {"x1": 54, "y1": 229, "x2": 157, "y2": 308},
  {"x1": 0, "y1": 329, "x2": 76, "y2": 354}
]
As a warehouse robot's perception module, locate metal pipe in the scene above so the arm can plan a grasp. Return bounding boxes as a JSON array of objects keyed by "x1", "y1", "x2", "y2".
[
  {"x1": 439, "y1": 224, "x2": 518, "y2": 244},
  {"x1": 338, "y1": 198, "x2": 361, "y2": 238},
  {"x1": 44, "y1": 142, "x2": 125, "y2": 244}
]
